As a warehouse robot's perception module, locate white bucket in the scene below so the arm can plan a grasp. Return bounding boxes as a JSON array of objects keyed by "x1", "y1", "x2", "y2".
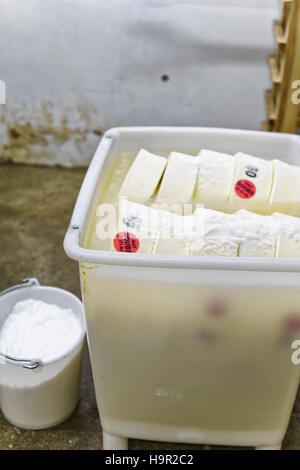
[
  {"x1": 64, "y1": 127, "x2": 300, "y2": 450},
  {"x1": 0, "y1": 278, "x2": 85, "y2": 430}
]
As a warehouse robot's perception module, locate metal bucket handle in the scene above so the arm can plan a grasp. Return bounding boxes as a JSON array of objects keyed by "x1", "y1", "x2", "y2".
[{"x1": 0, "y1": 278, "x2": 42, "y2": 370}]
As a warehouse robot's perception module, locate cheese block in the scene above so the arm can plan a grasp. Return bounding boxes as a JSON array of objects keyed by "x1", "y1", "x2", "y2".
[
  {"x1": 195, "y1": 149, "x2": 235, "y2": 209},
  {"x1": 271, "y1": 212, "x2": 300, "y2": 236},
  {"x1": 275, "y1": 234, "x2": 300, "y2": 257},
  {"x1": 191, "y1": 208, "x2": 239, "y2": 256},
  {"x1": 238, "y1": 239, "x2": 275, "y2": 257},
  {"x1": 156, "y1": 152, "x2": 199, "y2": 204},
  {"x1": 113, "y1": 200, "x2": 160, "y2": 253},
  {"x1": 233, "y1": 210, "x2": 276, "y2": 257},
  {"x1": 269, "y1": 160, "x2": 300, "y2": 216},
  {"x1": 191, "y1": 238, "x2": 239, "y2": 257},
  {"x1": 272, "y1": 212, "x2": 300, "y2": 257},
  {"x1": 153, "y1": 237, "x2": 191, "y2": 256},
  {"x1": 153, "y1": 213, "x2": 195, "y2": 255},
  {"x1": 119, "y1": 149, "x2": 167, "y2": 203},
  {"x1": 229, "y1": 152, "x2": 273, "y2": 212}
]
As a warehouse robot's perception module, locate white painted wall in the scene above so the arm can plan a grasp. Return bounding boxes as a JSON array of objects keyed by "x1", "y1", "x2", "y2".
[{"x1": 0, "y1": 0, "x2": 280, "y2": 166}]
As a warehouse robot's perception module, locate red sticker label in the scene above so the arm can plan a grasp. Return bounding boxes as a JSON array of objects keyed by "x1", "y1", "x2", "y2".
[
  {"x1": 113, "y1": 232, "x2": 140, "y2": 253},
  {"x1": 283, "y1": 314, "x2": 300, "y2": 332},
  {"x1": 235, "y1": 179, "x2": 256, "y2": 199},
  {"x1": 206, "y1": 300, "x2": 228, "y2": 318}
]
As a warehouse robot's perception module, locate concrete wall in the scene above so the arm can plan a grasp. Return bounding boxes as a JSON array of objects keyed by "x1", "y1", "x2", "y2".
[{"x1": 0, "y1": 0, "x2": 280, "y2": 166}]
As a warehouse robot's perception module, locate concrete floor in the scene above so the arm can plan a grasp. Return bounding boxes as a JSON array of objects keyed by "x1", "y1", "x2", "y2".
[{"x1": 0, "y1": 163, "x2": 299, "y2": 450}]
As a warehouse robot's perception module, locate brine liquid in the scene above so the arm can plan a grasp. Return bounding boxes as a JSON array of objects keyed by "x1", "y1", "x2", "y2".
[{"x1": 84, "y1": 151, "x2": 137, "y2": 251}]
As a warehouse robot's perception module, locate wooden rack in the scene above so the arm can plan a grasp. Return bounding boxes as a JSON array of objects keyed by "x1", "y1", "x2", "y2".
[{"x1": 263, "y1": 0, "x2": 300, "y2": 132}]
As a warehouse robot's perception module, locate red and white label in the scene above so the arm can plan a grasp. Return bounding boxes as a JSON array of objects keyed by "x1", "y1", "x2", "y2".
[
  {"x1": 113, "y1": 232, "x2": 140, "y2": 253},
  {"x1": 234, "y1": 179, "x2": 256, "y2": 199}
]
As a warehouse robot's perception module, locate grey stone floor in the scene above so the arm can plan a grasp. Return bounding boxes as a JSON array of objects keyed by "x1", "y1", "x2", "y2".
[{"x1": 0, "y1": 163, "x2": 299, "y2": 450}]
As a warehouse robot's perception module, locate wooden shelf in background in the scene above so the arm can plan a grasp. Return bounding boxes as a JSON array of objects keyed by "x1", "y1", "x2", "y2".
[
  {"x1": 266, "y1": 89, "x2": 278, "y2": 121},
  {"x1": 281, "y1": 0, "x2": 293, "y2": 30},
  {"x1": 269, "y1": 55, "x2": 281, "y2": 84},
  {"x1": 274, "y1": 20, "x2": 289, "y2": 45},
  {"x1": 263, "y1": 0, "x2": 300, "y2": 133}
]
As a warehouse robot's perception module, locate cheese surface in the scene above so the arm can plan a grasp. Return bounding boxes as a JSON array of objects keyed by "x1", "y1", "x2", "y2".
[
  {"x1": 195, "y1": 149, "x2": 235, "y2": 208},
  {"x1": 270, "y1": 160, "x2": 300, "y2": 216},
  {"x1": 229, "y1": 152, "x2": 273, "y2": 212},
  {"x1": 153, "y1": 213, "x2": 195, "y2": 255},
  {"x1": 157, "y1": 152, "x2": 199, "y2": 204},
  {"x1": 115, "y1": 200, "x2": 160, "y2": 254},
  {"x1": 191, "y1": 207, "x2": 239, "y2": 257},
  {"x1": 191, "y1": 238, "x2": 239, "y2": 257},
  {"x1": 233, "y1": 210, "x2": 276, "y2": 257},
  {"x1": 275, "y1": 234, "x2": 300, "y2": 258},
  {"x1": 119, "y1": 149, "x2": 167, "y2": 203}
]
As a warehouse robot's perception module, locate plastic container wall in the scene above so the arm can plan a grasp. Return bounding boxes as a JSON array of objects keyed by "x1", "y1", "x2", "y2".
[
  {"x1": 80, "y1": 263, "x2": 300, "y2": 447},
  {"x1": 64, "y1": 127, "x2": 300, "y2": 448}
]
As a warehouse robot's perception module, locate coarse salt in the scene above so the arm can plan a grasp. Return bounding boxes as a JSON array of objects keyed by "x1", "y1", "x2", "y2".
[{"x1": 0, "y1": 299, "x2": 82, "y2": 362}]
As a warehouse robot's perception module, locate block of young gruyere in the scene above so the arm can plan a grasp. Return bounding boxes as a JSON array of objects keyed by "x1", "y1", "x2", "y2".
[
  {"x1": 112, "y1": 200, "x2": 160, "y2": 253},
  {"x1": 119, "y1": 149, "x2": 167, "y2": 203},
  {"x1": 269, "y1": 160, "x2": 300, "y2": 216},
  {"x1": 195, "y1": 149, "x2": 235, "y2": 209},
  {"x1": 233, "y1": 210, "x2": 276, "y2": 257},
  {"x1": 238, "y1": 239, "x2": 275, "y2": 257},
  {"x1": 275, "y1": 234, "x2": 300, "y2": 257},
  {"x1": 153, "y1": 237, "x2": 191, "y2": 255},
  {"x1": 229, "y1": 152, "x2": 273, "y2": 212},
  {"x1": 190, "y1": 238, "x2": 239, "y2": 257},
  {"x1": 190, "y1": 207, "x2": 239, "y2": 256},
  {"x1": 153, "y1": 213, "x2": 195, "y2": 255},
  {"x1": 271, "y1": 212, "x2": 300, "y2": 257},
  {"x1": 156, "y1": 152, "x2": 199, "y2": 204}
]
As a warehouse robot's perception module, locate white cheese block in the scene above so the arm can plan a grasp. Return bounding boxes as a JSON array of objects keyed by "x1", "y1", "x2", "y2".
[
  {"x1": 233, "y1": 210, "x2": 276, "y2": 257},
  {"x1": 156, "y1": 152, "x2": 199, "y2": 204},
  {"x1": 153, "y1": 237, "x2": 191, "y2": 255},
  {"x1": 198, "y1": 208, "x2": 233, "y2": 239},
  {"x1": 271, "y1": 212, "x2": 300, "y2": 235},
  {"x1": 195, "y1": 149, "x2": 235, "y2": 208},
  {"x1": 119, "y1": 149, "x2": 167, "y2": 203},
  {"x1": 269, "y1": 160, "x2": 300, "y2": 216},
  {"x1": 238, "y1": 239, "x2": 275, "y2": 257},
  {"x1": 275, "y1": 234, "x2": 300, "y2": 258},
  {"x1": 271, "y1": 212, "x2": 300, "y2": 258},
  {"x1": 229, "y1": 152, "x2": 273, "y2": 212},
  {"x1": 191, "y1": 238, "x2": 239, "y2": 257},
  {"x1": 153, "y1": 213, "x2": 195, "y2": 255},
  {"x1": 114, "y1": 200, "x2": 160, "y2": 253},
  {"x1": 191, "y1": 207, "x2": 239, "y2": 256}
]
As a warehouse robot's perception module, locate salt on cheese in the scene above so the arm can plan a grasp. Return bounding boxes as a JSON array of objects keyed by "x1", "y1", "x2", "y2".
[
  {"x1": 190, "y1": 208, "x2": 239, "y2": 257},
  {"x1": 153, "y1": 212, "x2": 195, "y2": 255},
  {"x1": 271, "y1": 212, "x2": 300, "y2": 257},
  {"x1": 195, "y1": 149, "x2": 235, "y2": 209},
  {"x1": 233, "y1": 210, "x2": 276, "y2": 257}
]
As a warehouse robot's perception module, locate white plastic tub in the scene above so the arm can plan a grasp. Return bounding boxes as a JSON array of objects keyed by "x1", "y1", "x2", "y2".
[
  {"x1": 0, "y1": 278, "x2": 85, "y2": 430},
  {"x1": 64, "y1": 127, "x2": 300, "y2": 450}
]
